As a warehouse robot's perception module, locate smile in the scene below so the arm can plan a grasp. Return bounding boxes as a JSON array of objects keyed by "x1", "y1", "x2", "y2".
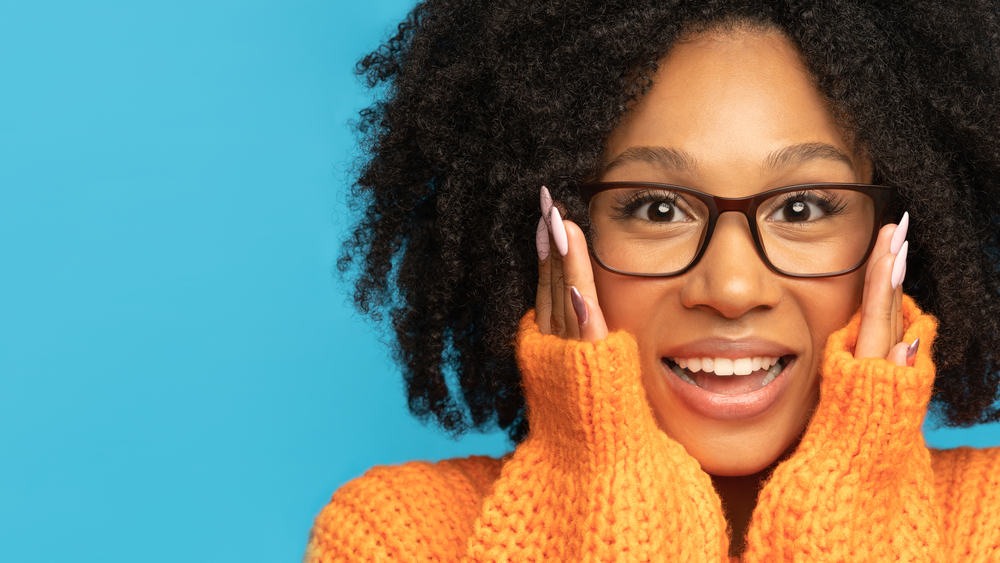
[
  {"x1": 665, "y1": 355, "x2": 789, "y2": 392},
  {"x1": 659, "y1": 354, "x2": 797, "y2": 420}
]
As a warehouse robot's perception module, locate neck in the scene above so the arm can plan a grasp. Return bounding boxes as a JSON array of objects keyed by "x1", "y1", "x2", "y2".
[
  {"x1": 711, "y1": 439, "x2": 799, "y2": 558},
  {"x1": 711, "y1": 469, "x2": 770, "y2": 558}
]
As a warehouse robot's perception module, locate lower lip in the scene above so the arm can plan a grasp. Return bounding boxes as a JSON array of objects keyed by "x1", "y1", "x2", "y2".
[{"x1": 660, "y1": 358, "x2": 794, "y2": 420}]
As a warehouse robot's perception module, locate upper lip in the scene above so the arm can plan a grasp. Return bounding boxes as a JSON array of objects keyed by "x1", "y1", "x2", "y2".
[{"x1": 663, "y1": 338, "x2": 797, "y2": 360}]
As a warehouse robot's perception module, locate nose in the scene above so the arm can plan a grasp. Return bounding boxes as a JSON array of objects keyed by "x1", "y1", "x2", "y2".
[{"x1": 679, "y1": 212, "x2": 782, "y2": 319}]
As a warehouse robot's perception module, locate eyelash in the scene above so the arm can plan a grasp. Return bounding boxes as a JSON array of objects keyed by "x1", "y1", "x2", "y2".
[
  {"x1": 608, "y1": 189, "x2": 849, "y2": 221},
  {"x1": 772, "y1": 190, "x2": 848, "y2": 218},
  {"x1": 610, "y1": 189, "x2": 680, "y2": 219}
]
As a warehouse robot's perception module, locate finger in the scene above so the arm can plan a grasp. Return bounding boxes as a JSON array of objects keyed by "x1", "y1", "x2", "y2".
[
  {"x1": 858, "y1": 223, "x2": 894, "y2": 347},
  {"x1": 548, "y1": 206, "x2": 568, "y2": 337},
  {"x1": 890, "y1": 240, "x2": 908, "y2": 339},
  {"x1": 889, "y1": 213, "x2": 908, "y2": 344},
  {"x1": 887, "y1": 340, "x2": 910, "y2": 367},
  {"x1": 534, "y1": 216, "x2": 552, "y2": 334},
  {"x1": 893, "y1": 271, "x2": 904, "y2": 343},
  {"x1": 562, "y1": 220, "x2": 609, "y2": 342},
  {"x1": 889, "y1": 267, "x2": 899, "y2": 349},
  {"x1": 855, "y1": 248, "x2": 896, "y2": 359},
  {"x1": 864, "y1": 212, "x2": 907, "y2": 283},
  {"x1": 856, "y1": 222, "x2": 894, "y2": 355},
  {"x1": 856, "y1": 216, "x2": 907, "y2": 359},
  {"x1": 863, "y1": 222, "x2": 897, "y2": 296}
]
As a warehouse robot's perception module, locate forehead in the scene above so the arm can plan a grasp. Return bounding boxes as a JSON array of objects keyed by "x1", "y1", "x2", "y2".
[{"x1": 602, "y1": 30, "x2": 868, "y2": 190}]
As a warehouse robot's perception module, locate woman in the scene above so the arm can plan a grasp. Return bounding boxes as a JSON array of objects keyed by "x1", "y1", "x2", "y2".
[{"x1": 308, "y1": 1, "x2": 1000, "y2": 560}]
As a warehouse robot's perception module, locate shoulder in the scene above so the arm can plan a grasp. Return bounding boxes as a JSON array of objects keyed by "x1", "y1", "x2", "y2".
[
  {"x1": 930, "y1": 446, "x2": 1000, "y2": 558},
  {"x1": 304, "y1": 455, "x2": 505, "y2": 562}
]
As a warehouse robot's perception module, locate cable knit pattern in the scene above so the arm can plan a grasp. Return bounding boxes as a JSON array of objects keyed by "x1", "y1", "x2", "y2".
[{"x1": 306, "y1": 295, "x2": 1000, "y2": 562}]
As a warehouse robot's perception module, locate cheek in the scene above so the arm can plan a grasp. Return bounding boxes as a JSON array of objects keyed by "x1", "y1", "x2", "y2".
[
  {"x1": 593, "y1": 274, "x2": 640, "y2": 331},
  {"x1": 800, "y1": 272, "x2": 865, "y2": 351},
  {"x1": 593, "y1": 268, "x2": 678, "y2": 336}
]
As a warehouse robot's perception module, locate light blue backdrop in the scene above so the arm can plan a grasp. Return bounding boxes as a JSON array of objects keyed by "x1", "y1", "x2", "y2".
[{"x1": 0, "y1": 2, "x2": 996, "y2": 562}]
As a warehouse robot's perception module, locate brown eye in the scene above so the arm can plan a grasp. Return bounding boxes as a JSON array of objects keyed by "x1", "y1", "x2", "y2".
[
  {"x1": 767, "y1": 191, "x2": 842, "y2": 223},
  {"x1": 780, "y1": 199, "x2": 811, "y2": 221},
  {"x1": 635, "y1": 199, "x2": 690, "y2": 222},
  {"x1": 649, "y1": 201, "x2": 674, "y2": 221}
]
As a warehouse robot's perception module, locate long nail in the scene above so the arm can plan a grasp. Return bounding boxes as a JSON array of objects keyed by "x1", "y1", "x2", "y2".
[
  {"x1": 550, "y1": 206, "x2": 569, "y2": 256},
  {"x1": 891, "y1": 240, "x2": 908, "y2": 289},
  {"x1": 535, "y1": 216, "x2": 549, "y2": 261},
  {"x1": 890, "y1": 211, "x2": 909, "y2": 254},
  {"x1": 906, "y1": 337, "x2": 920, "y2": 363},
  {"x1": 540, "y1": 186, "x2": 553, "y2": 223},
  {"x1": 570, "y1": 286, "x2": 589, "y2": 327}
]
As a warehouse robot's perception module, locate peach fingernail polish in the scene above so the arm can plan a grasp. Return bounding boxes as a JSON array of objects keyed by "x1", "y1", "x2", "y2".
[
  {"x1": 550, "y1": 206, "x2": 569, "y2": 256},
  {"x1": 570, "y1": 286, "x2": 589, "y2": 327},
  {"x1": 535, "y1": 216, "x2": 549, "y2": 261},
  {"x1": 891, "y1": 240, "x2": 908, "y2": 289},
  {"x1": 540, "y1": 186, "x2": 553, "y2": 220},
  {"x1": 890, "y1": 211, "x2": 909, "y2": 254}
]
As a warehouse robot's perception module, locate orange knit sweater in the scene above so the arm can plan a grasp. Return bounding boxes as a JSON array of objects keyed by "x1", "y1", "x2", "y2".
[{"x1": 306, "y1": 296, "x2": 1000, "y2": 561}]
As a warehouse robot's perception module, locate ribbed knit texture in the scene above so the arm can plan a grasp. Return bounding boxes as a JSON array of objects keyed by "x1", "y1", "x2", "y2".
[{"x1": 306, "y1": 295, "x2": 1000, "y2": 561}]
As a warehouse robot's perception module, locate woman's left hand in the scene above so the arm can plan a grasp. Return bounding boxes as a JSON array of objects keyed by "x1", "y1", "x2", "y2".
[{"x1": 854, "y1": 212, "x2": 915, "y2": 366}]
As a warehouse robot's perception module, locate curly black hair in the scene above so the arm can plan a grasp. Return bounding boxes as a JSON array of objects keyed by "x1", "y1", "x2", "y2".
[{"x1": 340, "y1": 0, "x2": 1000, "y2": 444}]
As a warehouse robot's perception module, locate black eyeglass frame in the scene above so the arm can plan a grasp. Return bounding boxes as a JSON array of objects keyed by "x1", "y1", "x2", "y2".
[{"x1": 578, "y1": 181, "x2": 894, "y2": 279}]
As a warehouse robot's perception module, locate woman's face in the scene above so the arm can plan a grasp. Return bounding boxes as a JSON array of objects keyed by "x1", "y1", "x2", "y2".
[{"x1": 594, "y1": 30, "x2": 872, "y2": 476}]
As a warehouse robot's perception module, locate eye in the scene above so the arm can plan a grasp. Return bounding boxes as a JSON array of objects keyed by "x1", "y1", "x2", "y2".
[
  {"x1": 768, "y1": 191, "x2": 843, "y2": 223},
  {"x1": 638, "y1": 199, "x2": 689, "y2": 222},
  {"x1": 606, "y1": 188, "x2": 701, "y2": 225},
  {"x1": 619, "y1": 194, "x2": 693, "y2": 223}
]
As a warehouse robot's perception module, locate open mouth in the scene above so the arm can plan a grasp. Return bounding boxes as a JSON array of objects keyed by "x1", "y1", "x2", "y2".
[{"x1": 662, "y1": 355, "x2": 795, "y2": 395}]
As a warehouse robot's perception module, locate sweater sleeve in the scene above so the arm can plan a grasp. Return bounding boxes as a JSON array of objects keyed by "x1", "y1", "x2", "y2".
[
  {"x1": 743, "y1": 295, "x2": 943, "y2": 561},
  {"x1": 461, "y1": 311, "x2": 730, "y2": 562}
]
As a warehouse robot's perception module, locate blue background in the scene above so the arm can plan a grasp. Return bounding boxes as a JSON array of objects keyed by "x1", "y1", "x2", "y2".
[{"x1": 0, "y1": 2, "x2": 996, "y2": 562}]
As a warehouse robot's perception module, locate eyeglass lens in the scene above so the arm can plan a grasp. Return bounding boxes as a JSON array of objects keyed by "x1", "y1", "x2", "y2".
[{"x1": 587, "y1": 186, "x2": 876, "y2": 276}]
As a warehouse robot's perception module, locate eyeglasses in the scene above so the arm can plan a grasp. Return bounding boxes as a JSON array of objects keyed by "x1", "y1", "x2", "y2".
[{"x1": 578, "y1": 182, "x2": 892, "y2": 278}]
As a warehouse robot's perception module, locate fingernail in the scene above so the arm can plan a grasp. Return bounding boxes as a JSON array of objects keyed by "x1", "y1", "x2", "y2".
[
  {"x1": 550, "y1": 206, "x2": 569, "y2": 256},
  {"x1": 570, "y1": 286, "x2": 589, "y2": 327},
  {"x1": 890, "y1": 211, "x2": 909, "y2": 254},
  {"x1": 906, "y1": 337, "x2": 920, "y2": 362},
  {"x1": 540, "y1": 186, "x2": 553, "y2": 221},
  {"x1": 535, "y1": 216, "x2": 549, "y2": 261},
  {"x1": 891, "y1": 240, "x2": 908, "y2": 289}
]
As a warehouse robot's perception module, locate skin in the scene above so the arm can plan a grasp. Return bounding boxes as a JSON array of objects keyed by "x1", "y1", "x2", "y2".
[{"x1": 535, "y1": 29, "x2": 912, "y2": 551}]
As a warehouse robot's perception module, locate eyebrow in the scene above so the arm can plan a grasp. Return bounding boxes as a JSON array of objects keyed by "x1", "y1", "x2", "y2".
[{"x1": 602, "y1": 142, "x2": 855, "y2": 175}]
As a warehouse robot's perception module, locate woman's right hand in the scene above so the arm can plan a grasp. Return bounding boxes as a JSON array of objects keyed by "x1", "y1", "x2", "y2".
[{"x1": 534, "y1": 186, "x2": 609, "y2": 342}]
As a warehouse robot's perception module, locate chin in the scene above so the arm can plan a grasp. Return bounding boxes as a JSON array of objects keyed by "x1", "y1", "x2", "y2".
[
  {"x1": 699, "y1": 454, "x2": 778, "y2": 477},
  {"x1": 679, "y1": 430, "x2": 802, "y2": 477}
]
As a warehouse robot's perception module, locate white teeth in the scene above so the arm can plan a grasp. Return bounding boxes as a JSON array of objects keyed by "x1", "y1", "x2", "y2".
[
  {"x1": 714, "y1": 358, "x2": 734, "y2": 376},
  {"x1": 669, "y1": 355, "x2": 783, "y2": 377}
]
